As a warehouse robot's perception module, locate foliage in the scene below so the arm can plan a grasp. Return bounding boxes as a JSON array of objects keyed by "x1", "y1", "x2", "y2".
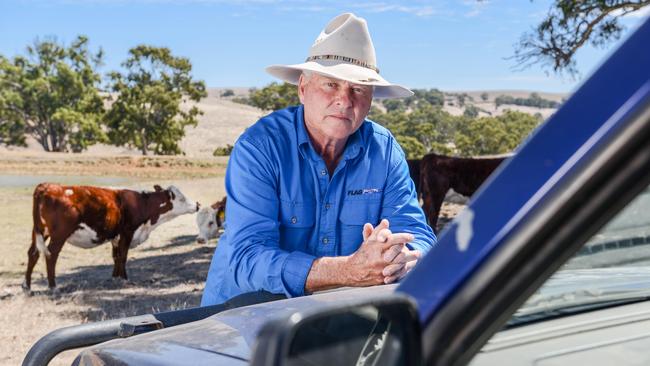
[
  {"x1": 382, "y1": 99, "x2": 406, "y2": 112},
  {"x1": 454, "y1": 110, "x2": 540, "y2": 156},
  {"x1": 247, "y1": 82, "x2": 300, "y2": 111},
  {"x1": 395, "y1": 135, "x2": 426, "y2": 159},
  {"x1": 404, "y1": 88, "x2": 444, "y2": 108},
  {"x1": 221, "y1": 89, "x2": 235, "y2": 97},
  {"x1": 213, "y1": 144, "x2": 234, "y2": 156},
  {"x1": 0, "y1": 36, "x2": 106, "y2": 152},
  {"x1": 495, "y1": 92, "x2": 560, "y2": 108},
  {"x1": 511, "y1": 0, "x2": 650, "y2": 75},
  {"x1": 105, "y1": 46, "x2": 207, "y2": 155},
  {"x1": 226, "y1": 80, "x2": 543, "y2": 158},
  {"x1": 481, "y1": 92, "x2": 489, "y2": 101},
  {"x1": 463, "y1": 105, "x2": 480, "y2": 118}
]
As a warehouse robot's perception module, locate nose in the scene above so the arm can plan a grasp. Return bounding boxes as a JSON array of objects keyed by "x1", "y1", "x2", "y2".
[
  {"x1": 197, "y1": 237, "x2": 206, "y2": 244},
  {"x1": 334, "y1": 87, "x2": 353, "y2": 108}
]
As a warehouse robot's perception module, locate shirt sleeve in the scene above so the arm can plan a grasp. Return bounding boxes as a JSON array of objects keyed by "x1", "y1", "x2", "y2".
[
  {"x1": 223, "y1": 137, "x2": 316, "y2": 298},
  {"x1": 381, "y1": 141, "x2": 437, "y2": 253}
]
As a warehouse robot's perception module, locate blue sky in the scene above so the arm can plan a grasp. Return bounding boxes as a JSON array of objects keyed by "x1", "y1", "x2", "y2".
[{"x1": 1, "y1": 0, "x2": 648, "y2": 93}]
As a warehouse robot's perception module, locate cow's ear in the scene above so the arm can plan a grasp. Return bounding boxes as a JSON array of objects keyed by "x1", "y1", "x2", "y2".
[{"x1": 154, "y1": 185, "x2": 162, "y2": 192}]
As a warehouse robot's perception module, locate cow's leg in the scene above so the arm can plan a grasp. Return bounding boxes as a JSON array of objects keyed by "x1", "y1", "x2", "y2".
[
  {"x1": 430, "y1": 191, "x2": 446, "y2": 234},
  {"x1": 23, "y1": 230, "x2": 44, "y2": 291},
  {"x1": 112, "y1": 233, "x2": 132, "y2": 280},
  {"x1": 111, "y1": 236, "x2": 120, "y2": 278},
  {"x1": 422, "y1": 173, "x2": 449, "y2": 234},
  {"x1": 44, "y1": 237, "x2": 66, "y2": 290}
]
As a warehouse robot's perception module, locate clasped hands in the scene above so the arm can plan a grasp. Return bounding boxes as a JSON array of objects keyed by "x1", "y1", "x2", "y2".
[{"x1": 348, "y1": 218, "x2": 422, "y2": 286}]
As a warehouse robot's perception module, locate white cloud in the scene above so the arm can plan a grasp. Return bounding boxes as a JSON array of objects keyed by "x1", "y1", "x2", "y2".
[
  {"x1": 463, "y1": 0, "x2": 488, "y2": 18},
  {"x1": 352, "y1": 2, "x2": 436, "y2": 17},
  {"x1": 29, "y1": 0, "x2": 448, "y2": 17}
]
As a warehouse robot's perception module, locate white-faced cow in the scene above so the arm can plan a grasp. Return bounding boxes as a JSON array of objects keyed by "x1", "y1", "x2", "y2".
[
  {"x1": 196, "y1": 196, "x2": 226, "y2": 244},
  {"x1": 23, "y1": 183, "x2": 200, "y2": 291}
]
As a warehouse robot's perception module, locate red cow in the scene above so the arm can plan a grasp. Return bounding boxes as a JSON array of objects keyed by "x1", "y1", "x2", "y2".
[
  {"x1": 23, "y1": 183, "x2": 200, "y2": 291},
  {"x1": 410, "y1": 153, "x2": 508, "y2": 232}
]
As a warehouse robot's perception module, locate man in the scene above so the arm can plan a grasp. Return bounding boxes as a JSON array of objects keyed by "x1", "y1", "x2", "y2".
[{"x1": 201, "y1": 13, "x2": 436, "y2": 306}]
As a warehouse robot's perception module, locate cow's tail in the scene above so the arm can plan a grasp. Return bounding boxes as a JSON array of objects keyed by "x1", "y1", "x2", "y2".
[
  {"x1": 407, "y1": 159, "x2": 422, "y2": 199},
  {"x1": 32, "y1": 183, "x2": 51, "y2": 257}
]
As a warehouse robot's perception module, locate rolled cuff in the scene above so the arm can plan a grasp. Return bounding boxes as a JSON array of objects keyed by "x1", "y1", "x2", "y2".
[
  {"x1": 406, "y1": 238, "x2": 435, "y2": 254},
  {"x1": 281, "y1": 251, "x2": 317, "y2": 297}
]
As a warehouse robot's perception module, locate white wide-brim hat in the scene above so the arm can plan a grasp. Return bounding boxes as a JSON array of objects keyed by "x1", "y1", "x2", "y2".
[{"x1": 266, "y1": 13, "x2": 413, "y2": 99}]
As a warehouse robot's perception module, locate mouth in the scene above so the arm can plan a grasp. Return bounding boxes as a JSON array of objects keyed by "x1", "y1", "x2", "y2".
[{"x1": 328, "y1": 114, "x2": 352, "y2": 122}]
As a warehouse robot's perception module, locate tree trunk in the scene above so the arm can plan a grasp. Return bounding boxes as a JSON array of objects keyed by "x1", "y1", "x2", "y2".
[{"x1": 141, "y1": 131, "x2": 148, "y2": 155}]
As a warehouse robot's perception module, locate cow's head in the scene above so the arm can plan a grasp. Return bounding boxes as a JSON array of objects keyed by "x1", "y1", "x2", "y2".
[
  {"x1": 156, "y1": 185, "x2": 200, "y2": 217},
  {"x1": 196, "y1": 196, "x2": 226, "y2": 244}
]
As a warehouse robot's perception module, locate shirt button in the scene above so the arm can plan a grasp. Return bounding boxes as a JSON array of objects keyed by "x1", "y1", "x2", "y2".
[
  {"x1": 321, "y1": 169, "x2": 327, "y2": 176},
  {"x1": 291, "y1": 216, "x2": 297, "y2": 224},
  {"x1": 322, "y1": 237, "x2": 329, "y2": 244},
  {"x1": 325, "y1": 203, "x2": 331, "y2": 210}
]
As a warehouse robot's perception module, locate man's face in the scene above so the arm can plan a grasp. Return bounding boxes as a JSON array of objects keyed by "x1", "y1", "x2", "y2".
[{"x1": 298, "y1": 73, "x2": 374, "y2": 141}]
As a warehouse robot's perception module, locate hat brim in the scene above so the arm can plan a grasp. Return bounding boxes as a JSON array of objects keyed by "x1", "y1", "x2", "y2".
[{"x1": 266, "y1": 60, "x2": 413, "y2": 99}]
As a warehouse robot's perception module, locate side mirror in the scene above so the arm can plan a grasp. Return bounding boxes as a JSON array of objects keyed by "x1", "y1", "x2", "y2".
[{"x1": 251, "y1": 295, "x2": 422, "y2": 366}]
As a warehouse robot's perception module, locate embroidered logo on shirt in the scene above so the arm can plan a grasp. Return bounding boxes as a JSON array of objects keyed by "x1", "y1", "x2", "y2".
[{"x1": 347, "y1": 188, "x2": 383, "y2": 196}]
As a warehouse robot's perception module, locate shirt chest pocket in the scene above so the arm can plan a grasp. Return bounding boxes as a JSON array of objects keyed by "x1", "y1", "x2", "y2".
[
  {"x1": 279, "y1": 202, "x2": 315, "y2": 251},
  {"x1": 338, "y1": 199, "x2": 382, "y2": 255}
]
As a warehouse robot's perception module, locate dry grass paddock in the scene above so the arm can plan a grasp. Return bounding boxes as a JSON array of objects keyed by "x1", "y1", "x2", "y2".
[{"x1": 0, "y1": 152, "x2": 227, "y2": 365}]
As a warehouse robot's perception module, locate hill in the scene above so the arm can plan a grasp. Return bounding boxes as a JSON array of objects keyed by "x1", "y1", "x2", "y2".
[{"x1": 0, "y1": 87, "x2": 568, "y2": 158}]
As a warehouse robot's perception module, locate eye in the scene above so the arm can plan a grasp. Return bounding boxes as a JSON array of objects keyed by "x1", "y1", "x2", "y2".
[
  {"x1": 325, "y1": 82, "x2": 337, "y2": 89},
  {"x1": 352, "y1": 86, "x2": 369, "y2": 95},
  {"x1": 208, "y1": 222, "x2": 214, "y2": 226}
]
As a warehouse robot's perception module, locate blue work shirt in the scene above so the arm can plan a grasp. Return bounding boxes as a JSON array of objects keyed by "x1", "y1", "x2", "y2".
[{"x1": 201, "y1": 105, "x2": 436, "y2": 306}]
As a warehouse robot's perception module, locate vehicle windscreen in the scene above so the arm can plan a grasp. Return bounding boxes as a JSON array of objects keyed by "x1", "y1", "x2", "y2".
[{"x1": 508, "y1": 184, "x2": 650, "y2": 327}]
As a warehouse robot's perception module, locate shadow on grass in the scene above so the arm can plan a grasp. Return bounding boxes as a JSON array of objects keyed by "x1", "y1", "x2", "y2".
[
  {"x1": 140, "y1": 234, "x2": 198, "y2": 251},
  {"x1": 24, "y1": 235, "x2": 219, "y2": 322}
]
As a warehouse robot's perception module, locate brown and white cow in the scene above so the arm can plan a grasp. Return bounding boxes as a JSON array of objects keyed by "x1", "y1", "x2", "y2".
[
  {"x1": 410, "y1": 153, "x2": 509, "y2": 233},
  {"x1": 23, "y1": 183, "x2": 200, "y2": 291},
  {"x1": 196, "y1": 196, "x2": 226, "y2": 244}
]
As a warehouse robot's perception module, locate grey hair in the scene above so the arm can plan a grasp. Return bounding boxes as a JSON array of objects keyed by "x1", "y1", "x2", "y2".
[
  {"x1": 301, "y1": 71, "x2": 313, "y2": 83},
  {"x1": 301, "y1": 70, "x2": 375, "y2": 94}
]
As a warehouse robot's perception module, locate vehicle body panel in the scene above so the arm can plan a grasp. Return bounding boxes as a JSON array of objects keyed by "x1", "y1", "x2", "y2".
[{"x1": 74, "y1": 285, "x2": 396, "y2": 364}]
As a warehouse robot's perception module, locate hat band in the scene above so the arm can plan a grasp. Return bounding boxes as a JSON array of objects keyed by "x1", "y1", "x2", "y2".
[{"x1": 305, "y1": 54, "x2": 380, "y2": 74}]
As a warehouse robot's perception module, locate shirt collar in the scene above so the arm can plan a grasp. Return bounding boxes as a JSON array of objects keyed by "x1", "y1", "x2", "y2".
[{"x1": 296, "y1": 104, "x2": 366, "y2": 162}]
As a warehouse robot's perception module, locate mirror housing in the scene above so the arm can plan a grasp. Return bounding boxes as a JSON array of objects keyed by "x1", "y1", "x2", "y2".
[{"x1": 251, "y1": 294, "x2": 422, "y2": 366}]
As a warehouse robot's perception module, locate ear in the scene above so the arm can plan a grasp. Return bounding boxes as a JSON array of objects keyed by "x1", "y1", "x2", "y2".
[
  {"x1": 154, "y1": 185, "x2": 163, "y2": 192},
  {"x1": 298, "y1": 74, "x2": 307, "y2": 104}
]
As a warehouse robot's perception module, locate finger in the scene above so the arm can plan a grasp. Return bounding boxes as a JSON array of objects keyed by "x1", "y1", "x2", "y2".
[
  {"x1": 376, "y1": 228, "x2": 392, "y2": 243},
  {"x1": 368, "y1": 219, "x2": 389, "y2": 241},
  {"x1": 397, "y1": 260, "x2": 418, "y2": 280},
  {"x1": 362, "y1": 223, "x2": 374, "y2": 241},
  {"x1": 383, "y1": 245, "x2": 403, "y2": 262},
  {"x1": 385, "y1": 250, "x2": 406, "y2": 264},
  {"x1": 403, "y1": 249, "x2": 422, "y2": 263},
  {"x1": 381, "y1": 233, "x2": 415, "y2": 248},
  {"x1": 382, "y1": 262, "x2": 405, "y2": 277},
  {"x1": 384, "y1": 266, "x2": 408, "y2": 284}
]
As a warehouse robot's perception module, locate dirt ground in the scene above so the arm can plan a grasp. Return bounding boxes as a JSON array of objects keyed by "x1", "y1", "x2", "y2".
[{"x1": 0, "y1": 151, "x2": 462, "y2": 366}]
